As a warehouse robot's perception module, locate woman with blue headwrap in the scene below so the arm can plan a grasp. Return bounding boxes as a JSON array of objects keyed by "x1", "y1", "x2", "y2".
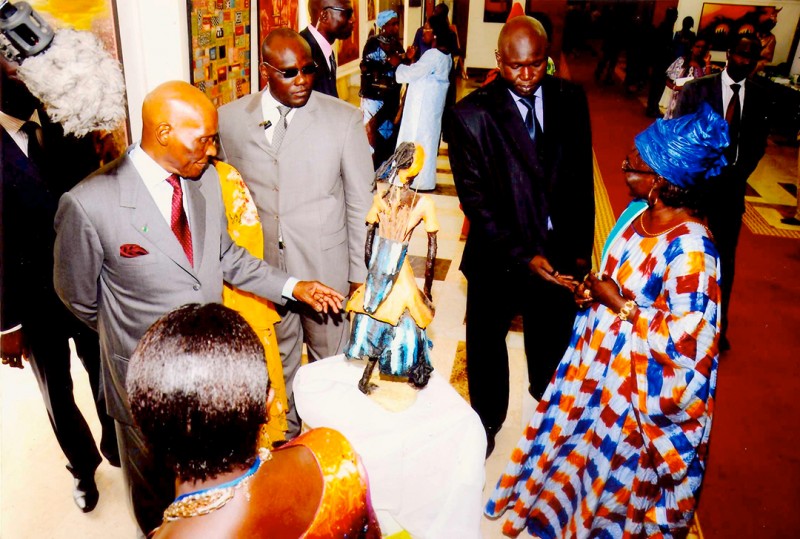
[
  {"x1": 360, "y1": 10, "x2": 407, "y2": 169},
  {"x1": 486, "y1": 103, "x2": 728, "y2": 538}
]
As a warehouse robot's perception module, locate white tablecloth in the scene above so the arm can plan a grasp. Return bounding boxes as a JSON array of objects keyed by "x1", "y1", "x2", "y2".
[{"x1": 294, "y1": 355, "x2": 486, "y2": 539}]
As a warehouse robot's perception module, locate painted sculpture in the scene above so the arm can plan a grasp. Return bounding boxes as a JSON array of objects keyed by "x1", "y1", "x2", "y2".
[{"x1": 345, "y1": 142, "x2": 438, "y2": 394}]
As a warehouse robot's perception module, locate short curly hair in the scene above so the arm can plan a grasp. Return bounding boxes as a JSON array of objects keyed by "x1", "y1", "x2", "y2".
[{"x1": 127, "y1": 303, "x2": 268, "y2": 483}]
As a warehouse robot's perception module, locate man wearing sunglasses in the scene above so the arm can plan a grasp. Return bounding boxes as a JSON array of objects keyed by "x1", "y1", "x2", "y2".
[
  {"x1": 300, "y1": 0, "x2": 355, "y2": 97},
  {"x1": 218, "y1": 28, "x2": 374, "y2": 439}
]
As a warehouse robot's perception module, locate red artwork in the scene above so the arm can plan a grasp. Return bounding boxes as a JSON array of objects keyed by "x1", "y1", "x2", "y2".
[{"x1": 258, "y1": 0, "x2": 300, "y2": 89}]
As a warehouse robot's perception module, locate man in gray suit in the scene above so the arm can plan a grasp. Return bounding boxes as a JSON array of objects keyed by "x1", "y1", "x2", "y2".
[
  {"x1": 218, "y1": 28, "x2": 374, "y2": 437},
  {"x1": 54, "y1": 80, "x2": 343, "y2": 535}
]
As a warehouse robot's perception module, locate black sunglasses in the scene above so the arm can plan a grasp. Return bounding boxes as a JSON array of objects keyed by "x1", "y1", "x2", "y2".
[
  {"x1": 621, "y1": 157, "x2": 658, "y2": 176},
  {"x1": 324, "y1": 6, "x2": 354, "y2": 18},
  {"x1": 262, "y1": 61, "x2": 317, "y2": 79}
]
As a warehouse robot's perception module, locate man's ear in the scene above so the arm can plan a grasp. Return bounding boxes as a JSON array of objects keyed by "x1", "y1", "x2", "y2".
[
  {"x1": 155, "y1": 123, "x2": 171, "y2": 146},
  {"x1": 259, "y1": 63, "x2": 270, "y2": 86}
]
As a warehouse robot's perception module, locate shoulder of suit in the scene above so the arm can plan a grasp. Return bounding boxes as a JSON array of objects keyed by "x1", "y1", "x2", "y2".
[
  {"x1": 310, "y1": 91, "x2": 360, "y2": 116},
  {"x1": 218, "y1": 91, "x2": 259, "y2": 116},
  {"x1": 67, "y1": 153, "x2": 128, "y2": 200}
]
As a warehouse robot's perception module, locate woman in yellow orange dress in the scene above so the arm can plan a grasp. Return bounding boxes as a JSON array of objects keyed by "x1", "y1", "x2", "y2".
[{"x1": 216, "y1": 160, "x2": 288, "y2": 445}]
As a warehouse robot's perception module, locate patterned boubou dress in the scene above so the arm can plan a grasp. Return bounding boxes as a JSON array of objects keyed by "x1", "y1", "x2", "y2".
[{"x1": 487, "y1": 218, "x2": 721, "y2": 538}]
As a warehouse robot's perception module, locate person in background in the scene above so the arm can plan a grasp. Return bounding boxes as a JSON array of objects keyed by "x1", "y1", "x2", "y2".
[
  {"x1": 487, "y1": 103, "x2": 726, "y2": 539},
  {"x1": 1, "y1": 54, "x2": 119, "y2": 515},
  {"x1": 662, "y1": 37, "x2": 712, "y2": 119},
  {"x1": 394, "y1": 14, "x2": 452, "y2": 191},
  {"x1": 300, "y1": 0, "x2": 355, "y2": 98},
  {"x1": 672, "y1": 15, "x2": 696, "y2": 60},
  {"x1": 645, "y1": 7, "x2": 679, "y2": 117},
  {"x1": 216, "y1": 159, "x2": 289, "y2": 447},
  {"x1": 128, "y1": 303, "x2": 381, "y2": 538},
  {"x1": 360, "y1": 10, "x2": 407, "y2": 169},
  {"x1": 674, "y1": 33, "x2": 771, "y2": 352},
  {"x1": 449, "y1": 17, "x2": 594, "y2": 457}
]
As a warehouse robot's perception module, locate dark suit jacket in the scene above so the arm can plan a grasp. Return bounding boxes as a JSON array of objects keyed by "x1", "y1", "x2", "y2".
[
  {"x1": 675, "y1": 73, "x2": 771, "y2": 213},
  {"x1": 449, "y1": 77, "x2": 594, "y2": 279},
  {"x1": 1, "y1": 115, "x2": 99, "y2": 331},
  {"x1": 54, "y1": 152, "x2": 290, "y2": 423},
  {"x1": 300, "y1": 27, "x2": 338, "y2": 98}
]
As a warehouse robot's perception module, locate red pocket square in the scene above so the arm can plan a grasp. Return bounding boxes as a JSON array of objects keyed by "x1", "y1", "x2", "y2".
[{"x1": 120, "y1": 244, "x2": 149, "y2": 258}]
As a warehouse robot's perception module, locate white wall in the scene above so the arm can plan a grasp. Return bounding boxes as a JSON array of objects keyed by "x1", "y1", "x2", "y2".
[
  {"x1": 677, "y1": 0, "x2": 800, "y2": 66},
  {"x1": 465, "y1": 1, "x2": 502, "y2": 69},
  {"x1": 117, "y1": 0, "x2": 189, "y2": 139}
]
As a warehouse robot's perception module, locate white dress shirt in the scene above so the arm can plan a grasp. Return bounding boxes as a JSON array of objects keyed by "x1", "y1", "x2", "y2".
[
  {"x1": 721, "y1": 68, "x2": 746, "y2": 119},
  {"x1": 128, "y1": 144, "x2": 191, "y2": 229},
  {"x1": 260, "y1": 89, "x2": 298, "y2": 145},
  {"x1": 0, "y1": 109, "x2": 41, "y2": 157}
]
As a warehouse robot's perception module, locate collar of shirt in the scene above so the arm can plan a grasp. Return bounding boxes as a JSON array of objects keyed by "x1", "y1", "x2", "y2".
[
  {"x1": 0, "y1": 109, "x2": 40, "y2": 157},
  {"x1": 129, "y1": 144, "x2": 190, "y2": 227},
  {"x1": 260, "y1": 90, "x2": 299, "y2": 145},
  {"x1": 307, "y1": 24, "x2": 334, "y2": 64},
  {"x1": 721, "y1": 68, "x2": 746, "y2": 114},
  {"x1": 508, "y1": 86, "x2": 544, "y2": 131}
]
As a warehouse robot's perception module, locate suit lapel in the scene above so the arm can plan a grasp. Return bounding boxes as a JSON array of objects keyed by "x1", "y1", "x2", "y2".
[
  {"x1": 185, "y1": 177, "x2": 206, "y2": 271},
  {"x1": 486, "y1": 81, "x2": 545, "y2": 179},
  {"x1": 281, "y1": 93, "x2": 317, "y2": 150},
  {"x1": 245, "y1": 91, "x2": 275, "y2": 157},
  {"x1": 118, "y1": 157, "x2": 196, "y2": 276}
]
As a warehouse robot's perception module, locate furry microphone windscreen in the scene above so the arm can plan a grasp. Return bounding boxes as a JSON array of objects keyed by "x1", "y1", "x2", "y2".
[{"x1": 17, "y1": 28, "x2": 126, "y2": 137}]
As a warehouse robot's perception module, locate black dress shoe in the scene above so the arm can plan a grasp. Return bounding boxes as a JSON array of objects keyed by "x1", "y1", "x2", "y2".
[
  {"x1": 485, "y1": 426, "x2": 499, "y2": 459},
  {"x1": 73, "y1": 476, "x2": 99, "y2": 513},
  {"x1": 485, "y1": 434, "x2": 496, "y2": 459}
]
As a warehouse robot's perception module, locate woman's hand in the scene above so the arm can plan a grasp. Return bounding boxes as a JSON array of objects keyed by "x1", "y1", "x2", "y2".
[
  {"x1": 574, "y1": 279, "x2": 593, "y2": 309},
  {"x1": 584, "y1": 272, "x2": 625, "y2": 310}
]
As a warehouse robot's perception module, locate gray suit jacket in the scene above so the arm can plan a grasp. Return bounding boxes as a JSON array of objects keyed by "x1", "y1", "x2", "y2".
[
  {"x1": 54, "y1": 152, "x2": 290, "y2": 423},
  {"x1": 217, "y1": 90, "x2": 374, "y2": 294}
]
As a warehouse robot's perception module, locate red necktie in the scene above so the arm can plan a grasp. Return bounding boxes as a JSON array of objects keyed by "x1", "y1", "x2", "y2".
[{"x1": 166, "y1": 174, "x2": 193, "y2": 266}]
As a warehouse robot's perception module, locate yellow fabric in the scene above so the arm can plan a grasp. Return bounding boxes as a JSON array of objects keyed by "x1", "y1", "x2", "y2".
[
  {"x1": 217, "y1": 161, "x2": 288, "y2": 443},
  {"x1": 347, "y1": 188, "x2": 437, "y2": 328}
]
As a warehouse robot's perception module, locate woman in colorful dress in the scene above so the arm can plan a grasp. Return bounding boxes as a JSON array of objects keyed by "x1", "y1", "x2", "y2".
[
  {"x1": 217, "y1": 160, "x2": 288, "y2": 446},
  {"x1": 662, "y1": 38, "x2": 712, "y2": 119},
  {"x1": 486, "y1": 103, "x2": 728, "y2": 538},
  {"x1": 360, "y1": 10, "x2": 407, "y2": 169},
  {"x1": 128, "y1": 304, "x2": 381, "y2": 538}
]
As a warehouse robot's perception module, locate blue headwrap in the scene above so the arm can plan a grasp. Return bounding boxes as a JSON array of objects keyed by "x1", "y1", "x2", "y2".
[
  {"x1": 377, "y1": 10, "x2": 398, "y2": 29},
  {"x1": 634, "y1": 102, "x2": 730, "y2": 188}
]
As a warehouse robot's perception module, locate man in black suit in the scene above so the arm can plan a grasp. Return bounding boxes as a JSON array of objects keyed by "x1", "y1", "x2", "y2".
[
  {"x1": 0, "y1": 58, "x2": 119, "y2": 513},
  {"x1": 449, "y1": 16, "x2": 594, "y2": 456},
  {"x1": 300, "y1": 0, "x2": 354, "y2": 98},
  {"x1": 675, "y1": 33, "x2": 771, "y2": 351}
]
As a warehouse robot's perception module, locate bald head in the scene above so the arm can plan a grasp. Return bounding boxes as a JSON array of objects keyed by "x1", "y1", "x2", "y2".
[
  {"x1": 261, "y1": 27, "x2": 311, "y2": 65},
  {"x1": 141, "y1": 81, "x2": 218, "y2": 179},
  {"x1": 498, "y1": 16, "x2": 548, "y2": 53},
  {"x1": 496, "y1": 16, "x2": 549, "y2": 97},
  {"x1": 260, "y1": 29, "x2": 315, "y2": 108}
]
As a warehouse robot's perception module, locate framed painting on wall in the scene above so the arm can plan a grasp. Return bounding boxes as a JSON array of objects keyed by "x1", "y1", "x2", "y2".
[
  {"x1": 484, "y1": 0, "x2": 511, "y2": 23},
  {"x1": 699, "y1": 3, "x2": 782, "y2": 60},
  {"x1": 187, "y1": 0, "x2": 252, "y2": 108},
  {"x1": 337, "y1": 0, "x2": 360, "y2": 65},
  {"x1": 28, "y1": 0, "x2": 129, "y2": 161},
  {"x1": 257, "y1": 0, "x2": 300, "y2": 89}
]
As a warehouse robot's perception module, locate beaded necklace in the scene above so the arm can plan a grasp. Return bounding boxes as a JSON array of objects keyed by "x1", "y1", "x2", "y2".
[
  {"x1": 162, "y1": 450, "x2": 271, "y2": 521},
  {"x1": 638, "y1": 212, "x2": 691, "y2": 237}
]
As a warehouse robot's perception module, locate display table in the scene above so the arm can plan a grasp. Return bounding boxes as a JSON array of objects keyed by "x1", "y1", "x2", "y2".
[{"x1": 294, "y1": 355, "x2": 486, "y2": 539}]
